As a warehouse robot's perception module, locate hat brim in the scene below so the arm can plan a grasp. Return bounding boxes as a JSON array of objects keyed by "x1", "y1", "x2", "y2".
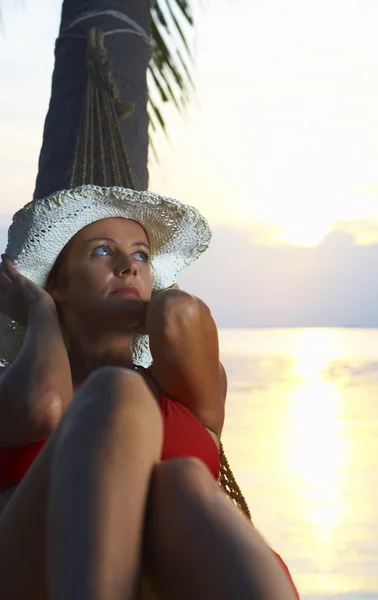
[
  {"x1": 0, "y1": 185, "x2": 212, "y2": 367},
  {"x1": 6, "y1": 184, "x2": 212, "y2": 290}
]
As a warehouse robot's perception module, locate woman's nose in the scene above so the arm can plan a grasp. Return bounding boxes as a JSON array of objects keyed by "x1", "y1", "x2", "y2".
[{"x1": 114, "y1": 254, "x2": 137, "y2": 276}]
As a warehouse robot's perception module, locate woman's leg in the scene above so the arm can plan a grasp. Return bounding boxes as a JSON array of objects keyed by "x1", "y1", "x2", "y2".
[
  {"x1": 48, "y1": 367, "x2": 162, "y2": 600},
  {"x1": 144, "y1": 458, "x2": 298, "y2": 600},
  {"x1": 0, "y1": 367, "x2": 162, "y2": 600}
]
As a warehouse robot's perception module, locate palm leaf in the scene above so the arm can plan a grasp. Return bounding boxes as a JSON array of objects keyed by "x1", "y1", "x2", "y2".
[{"x1": 148, "y1": 0, "x2": 195, "y2": 144}]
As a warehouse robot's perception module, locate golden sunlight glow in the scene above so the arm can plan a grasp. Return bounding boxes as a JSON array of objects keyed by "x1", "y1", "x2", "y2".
[
  {"x1": 291, "y1": 328, "x2": 343, "y2": 374},
  {"x1": 149, "y1": 2, "x2": 378, "y2": 248},
  {"x1": 289, "y1": 330, "x2": 348, "y2": 549},
  {"x1": 279, "y1": 220, "x2": 332, "y2": 247},
  {"x1": 220, "y1": 328, "x2": 376, "y2": 596},
  {"x1": 220, "y1": 329, "x2": 377, "y2": 596},
  {"x1": 290, "y1": 379, "x2": 347, "y2": 523}
]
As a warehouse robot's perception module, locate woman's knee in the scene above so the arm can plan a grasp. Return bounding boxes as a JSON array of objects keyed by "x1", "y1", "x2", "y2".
[
  {"x1": 62, "y1": 366, "x2": 161, "y2": 433},
  {"x1": 85, "y1": 365, "x2": 148, "y2": 397}
]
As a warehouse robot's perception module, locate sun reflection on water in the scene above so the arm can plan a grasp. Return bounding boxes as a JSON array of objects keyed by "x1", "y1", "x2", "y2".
[
  {"x1": 220, "y1": 328, "x2": 378, "y2": 595},
  {"x1": 288, "y1": 330, "x2": 349, "y2": 578}
]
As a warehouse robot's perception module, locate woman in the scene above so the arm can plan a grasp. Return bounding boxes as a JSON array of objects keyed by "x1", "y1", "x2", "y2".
[{"x1": 0, "y1": 184, "x2": 299, "y2": 599}]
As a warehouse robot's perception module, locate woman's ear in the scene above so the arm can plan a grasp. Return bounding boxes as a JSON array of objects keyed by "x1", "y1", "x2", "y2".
[
  {"x1": 46, "y1": 279, "x2": 67, "y2": 303},
  {"x1": 46, "y1": 251, "x2": 68, "y2": 303}
]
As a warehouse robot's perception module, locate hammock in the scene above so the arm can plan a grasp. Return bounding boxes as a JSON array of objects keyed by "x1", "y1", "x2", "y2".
[{"x1": 70, "y1": 26, "x2": 252, "y2": 522}]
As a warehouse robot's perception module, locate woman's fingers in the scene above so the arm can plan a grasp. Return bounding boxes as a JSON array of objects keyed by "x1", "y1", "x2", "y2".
[
  {"x1": 0, "y1": 256, "x2": 16, "y2": 305},
  {"x1": 0, "y1": 272, "x2": 11, "y2": 313},
  {"x1": 1, "y1": 254, "x2": 18, "y2": 280},
  {"x1": 0, "y1": 271, "x2": 12, "y2": 287}
]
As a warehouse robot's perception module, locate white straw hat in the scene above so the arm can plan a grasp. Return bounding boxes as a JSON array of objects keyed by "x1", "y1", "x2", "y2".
[{"x1": 0, "y1": 184, "x2": 212, "y2": 367}]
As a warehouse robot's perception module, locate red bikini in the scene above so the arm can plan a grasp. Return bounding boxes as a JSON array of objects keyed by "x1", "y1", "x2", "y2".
[
  {"x1": 0, "y1": 389, "x2": 220, "y2": 491},
  {"x1": 0, "y1": 385, "x2": 299, "y2": 598},
  {"x1": 0, "y1": 439, "x2": 46, "y2": 492}
]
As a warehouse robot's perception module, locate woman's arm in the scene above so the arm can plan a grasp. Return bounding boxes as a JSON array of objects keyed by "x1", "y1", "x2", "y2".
[
  {"x1": 146, "y1": 289, "x2": 225, "y2": 437},
  {"x1": 0, "y1": 258, "x2": 72, "y2": 446}
]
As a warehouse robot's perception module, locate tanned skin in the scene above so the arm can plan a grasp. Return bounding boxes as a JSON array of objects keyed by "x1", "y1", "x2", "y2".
[{"x1": 0, "y1": 218, "x2": 297, "y2": 600}]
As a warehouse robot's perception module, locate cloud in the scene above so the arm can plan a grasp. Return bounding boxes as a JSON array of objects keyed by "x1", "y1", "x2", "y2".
[
  {"x1": 2, "y1": 215, "x2": 378, "y2": 328},
  {"x1": 179, "y1": 227, "x2": 378, "y2": 327},
  {"x1": 332, "y1": 218, "x2": 378, "y2": 244}
]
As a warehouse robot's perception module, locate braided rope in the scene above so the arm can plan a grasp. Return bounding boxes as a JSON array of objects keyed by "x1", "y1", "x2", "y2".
[
  {"x1": 219, "y1": 443, "x2": 252, "y2": 521},
  {"x1": 70, "y1": 28, "x2": 135, "y2": 190},
  {"x1": 94, "y1": 85, "x2": 106, "y2": 186}
]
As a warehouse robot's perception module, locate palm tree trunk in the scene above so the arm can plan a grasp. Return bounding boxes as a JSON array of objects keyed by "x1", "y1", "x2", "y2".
[{"x1": 33, "y1": 0, "x2": 151, "y2": 199}]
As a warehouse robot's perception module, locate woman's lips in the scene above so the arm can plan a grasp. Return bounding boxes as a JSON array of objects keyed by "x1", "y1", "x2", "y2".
[{"x1": 110, "y1": 286, "x2": 140, "y2": 298}]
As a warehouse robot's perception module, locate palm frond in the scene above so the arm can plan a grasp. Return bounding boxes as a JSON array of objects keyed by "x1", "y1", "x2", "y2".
[{"x1": 148, "y1": 0, "x2": 195, "y2": 144}]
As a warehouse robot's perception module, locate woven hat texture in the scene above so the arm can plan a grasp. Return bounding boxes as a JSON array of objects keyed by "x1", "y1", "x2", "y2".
[{"x1": 0, "y1": 185, "x2": 212, "y2": 367}]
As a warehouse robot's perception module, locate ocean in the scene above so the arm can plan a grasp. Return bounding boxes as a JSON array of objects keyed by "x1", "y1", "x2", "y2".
[{"x1": 219, "y1": 328, "x2": 378, "y2": 600}]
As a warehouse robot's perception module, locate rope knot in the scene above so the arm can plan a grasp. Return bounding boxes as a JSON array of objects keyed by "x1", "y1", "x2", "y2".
[{"x1": 86, "y1": 29, "x2": 135, "y2": 118}]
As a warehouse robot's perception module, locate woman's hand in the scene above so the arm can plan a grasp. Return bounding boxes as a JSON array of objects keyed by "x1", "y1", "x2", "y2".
[{"x1": 0, "y1": 254, "x2": 55, "y2": 326}]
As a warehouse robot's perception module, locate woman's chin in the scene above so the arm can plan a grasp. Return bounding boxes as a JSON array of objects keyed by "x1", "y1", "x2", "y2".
[
  {"x1": 100, "y1": 297, "x2": 149, "y2": 330},
  {"x1": 106, "y1": 296, "x2": 148, "y2": 310}
]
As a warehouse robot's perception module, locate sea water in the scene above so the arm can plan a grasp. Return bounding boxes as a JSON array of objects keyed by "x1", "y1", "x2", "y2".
[{"x1": 219, "y1": 328, "x2": 378, "y2": 600}]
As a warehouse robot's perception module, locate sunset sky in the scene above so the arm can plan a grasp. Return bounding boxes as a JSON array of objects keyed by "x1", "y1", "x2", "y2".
[
  {"x1": 149, "y1": 0, "x2": 378, "y2": 247},
  {"x1": 2, "y1": 0, "x2": 378, "y2": 325},
  {"x1": 2, "y1": 0, "x2": 378, "y2": 245}
]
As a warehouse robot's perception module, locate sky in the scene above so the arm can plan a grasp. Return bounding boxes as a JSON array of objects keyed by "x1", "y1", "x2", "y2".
[
  {"x1": 1, "y1": 0, "x2": 378, "y2": 326},
  {"x1": 151, "y1": 0, "x2": 378, "y2": 246}
]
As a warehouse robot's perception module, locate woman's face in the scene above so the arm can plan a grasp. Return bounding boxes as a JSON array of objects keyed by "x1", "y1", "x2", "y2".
[{"x1": 49, "y1": 217, "x2": 153, "y2": 330}]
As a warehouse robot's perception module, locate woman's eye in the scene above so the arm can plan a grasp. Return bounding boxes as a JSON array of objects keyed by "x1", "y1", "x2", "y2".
[
  {"x1": 133, "y1": 250, "x2": 149, "y2": 263},
  {"x1": 92, "y1": 245, "x2": 112, "y2": 256}
]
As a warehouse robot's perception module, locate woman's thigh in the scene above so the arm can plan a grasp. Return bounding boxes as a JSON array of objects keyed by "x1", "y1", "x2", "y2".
[
  {"x1": 0, "y1": 367, "x2": 163, "y2": 600},
  {"x1": 145, "y1": 458, "x2": 298, "y2": 600},
  {"x1": 0, "y1": 444, "x2": 160, "y2": 600}
]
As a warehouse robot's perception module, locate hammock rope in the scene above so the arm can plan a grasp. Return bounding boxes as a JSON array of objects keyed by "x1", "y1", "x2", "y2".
[
  {"x1": 71, "y1": 26, "x2": 252, "y2": 522},
  {"x1": 70, "y1": 27, "x2": 135, "y2": 189}
]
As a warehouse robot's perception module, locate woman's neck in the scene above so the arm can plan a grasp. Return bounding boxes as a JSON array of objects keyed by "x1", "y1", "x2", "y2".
[{"x1": 68, "y1": 330, "x2": 135, "y2": 388}]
